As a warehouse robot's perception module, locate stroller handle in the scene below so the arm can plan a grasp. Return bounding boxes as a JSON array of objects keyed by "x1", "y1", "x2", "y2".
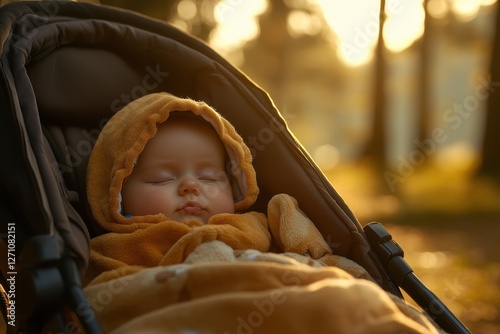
[{"x1": 364, "y1": 222, "x2": 471, "y2": 334}]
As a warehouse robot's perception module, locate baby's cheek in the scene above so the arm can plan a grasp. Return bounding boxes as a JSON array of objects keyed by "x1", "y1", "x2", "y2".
[
  {"x1": 220, "y1": 189, "x2": 236, "y2": 214},
  {"x1": 127, "y1": 190, "x2": 171, "y2": 216},
  {"x1": 202, "y1": 183, "x2": 226, "y2": 199}
]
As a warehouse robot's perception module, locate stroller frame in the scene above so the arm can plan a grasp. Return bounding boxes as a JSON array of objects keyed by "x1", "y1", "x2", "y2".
[{"x1": 0, "y1": 1, "x2": 469, "y2": 333}]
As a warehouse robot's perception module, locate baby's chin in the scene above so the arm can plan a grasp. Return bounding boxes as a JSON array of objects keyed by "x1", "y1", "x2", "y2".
[{"x1": 174, "y1": 214, "x2": 208, "y2": 225}]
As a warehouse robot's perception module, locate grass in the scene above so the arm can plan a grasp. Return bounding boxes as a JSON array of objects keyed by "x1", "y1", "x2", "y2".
[
  {"x1": 324, "y1": 159, "x2": 500, "y2": 333},
  {"x1": 324, "y1": 158, "x2": 500, "y2": 224}
]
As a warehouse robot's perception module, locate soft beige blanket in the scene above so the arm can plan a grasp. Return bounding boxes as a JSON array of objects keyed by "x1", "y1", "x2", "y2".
[{"x1": 85, "y1": 244, "x2": 443, "y2": 334}]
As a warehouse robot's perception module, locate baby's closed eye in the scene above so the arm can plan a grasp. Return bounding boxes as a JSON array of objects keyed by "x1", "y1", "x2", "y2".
[
  {"x1": 146, "y1": 172, "x2": 175, "y2": 184},
  {"x1": 198, "y1": 169, "x2": 228, "y2": 182}
]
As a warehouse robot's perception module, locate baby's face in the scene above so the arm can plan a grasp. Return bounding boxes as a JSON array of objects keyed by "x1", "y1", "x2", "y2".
[{"x1": 121, "y1": 117, "x2": 235, "y2": 224}]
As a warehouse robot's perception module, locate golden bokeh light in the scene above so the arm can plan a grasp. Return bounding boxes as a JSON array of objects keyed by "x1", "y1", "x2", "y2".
[
  {"x1": 383, "y1": 0, "x2": 425, "y2": 53},
  {"x1": 313, "y1": 144, "x2": 341, "y2": 170},
  {"x1": 316, "y1": 0, "x2": 380, "y2": 67},
  {"x1": 177, "y1": 0, "x2": 197, "y2": 21},
  {"x1": 207, "y1": 0, "x2": 498, "y2": 66},
  {"x1": 452, "y1": 0, "x2": 482, "y2": 21},
  {"x1": 428, "y1": 0, "x2": 449, "y2": 19},
  {"x1": 210, "y1": 0, "x2": 268, "y2": 54},
  {"x1": 287, "y1": 9, "x2": 322, "y2": 37}
]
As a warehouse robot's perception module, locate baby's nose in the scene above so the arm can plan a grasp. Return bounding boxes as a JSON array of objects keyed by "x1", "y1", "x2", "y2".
[{"x1": 179, "y1": 178, "x2": 200, "y2": 196}]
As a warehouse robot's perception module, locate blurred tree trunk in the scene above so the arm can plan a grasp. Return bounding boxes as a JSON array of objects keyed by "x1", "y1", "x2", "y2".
[
  {"x1": 242, "y1": 0, "x2": 291, "y2": 107},
  {"x1": 477, "y1": 3, "x2": 500, "y2": 180},
  {"x1": 416, "y1": 0, "x2": 431, "y2": 152},
  {"x1": 364, "y1": 0, "x2": 387, "y2": 168},
  {"x1": 256, "y1": 0, "x2": 290, "y2": 84}
]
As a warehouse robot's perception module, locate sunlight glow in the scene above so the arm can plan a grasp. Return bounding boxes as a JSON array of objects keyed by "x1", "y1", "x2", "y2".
[
  {"x1": 313, "y1": 144, "x2": 340, "y2": 170},
  {"x1": 287, "y1": 9, "x2": 322, "y2": 37},
  {"x1": 428, "y1": 0, "x2": 449, "y2": 19},
  {"x1": 384, "y1": 0, "x2": 425, "y2": 53},
  {"x1": 418, "y1": 251, "x2": 451, "y2": 269},
  {"x1": 207, "y1": 0, "x2": 496, "y2": 67},
  {"x1": 452, "y1": 0, "x2": 482, "y2": 21},
  {"x1": 177, "y1": 0, "x2": 197, "y2": 21},
  {"x1": 315, "y1": 0, "x2": 425, "y2": 64},
  {"x1": 210, "y1": 0, "x2": 268, "y2": 54},
  {"x1": 435, "y1": 142, "x2": 478, "y2": 171},
  {"x1": 316, "y1": 0, "x2": 380, "y2": 66}
]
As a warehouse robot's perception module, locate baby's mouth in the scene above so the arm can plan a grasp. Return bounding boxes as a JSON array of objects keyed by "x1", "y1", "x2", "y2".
[{"x1": 178, "y1": 201, "x2": 204, "y2": 215}]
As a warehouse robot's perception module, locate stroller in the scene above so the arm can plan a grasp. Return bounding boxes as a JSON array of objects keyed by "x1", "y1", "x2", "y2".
[{"x1": 0, "y1": 1, "x2": 470, "y2": 333}]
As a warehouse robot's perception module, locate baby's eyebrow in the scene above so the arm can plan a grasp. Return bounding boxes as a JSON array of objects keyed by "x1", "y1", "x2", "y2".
[
  {"x1": 132, "y1": 163, "x2": 175, "y2": 176},
  {"x1": 139, "y1": 159, "x2": 177, "y2": 169},
  {"x1": 196, "y1": 159, "x2": 226, "y2": 168}
]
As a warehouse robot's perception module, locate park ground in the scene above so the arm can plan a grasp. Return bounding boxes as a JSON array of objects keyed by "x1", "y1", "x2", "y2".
[{"x1": 325, "y1": 160, "x2": 500, "y2": 334}]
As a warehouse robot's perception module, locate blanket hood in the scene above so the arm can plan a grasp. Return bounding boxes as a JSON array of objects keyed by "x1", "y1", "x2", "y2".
[{"x1": 87, "y1": 92, "x2": 258, "y2": 233}]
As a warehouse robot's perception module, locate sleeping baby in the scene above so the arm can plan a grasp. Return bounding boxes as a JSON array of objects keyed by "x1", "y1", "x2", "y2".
[{"x1": 84, "y1": 92, "x2": 341, "y2": 285}]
